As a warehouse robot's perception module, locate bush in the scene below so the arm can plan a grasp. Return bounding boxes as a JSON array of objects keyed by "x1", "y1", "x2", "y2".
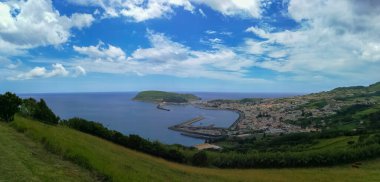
[
  {"x1": 19, "y1": 98, "x2": 38, "y2": 117},
  {"x1": 33, "y1": 99, "x2": 60, "y2": 124},
  {"x1": 192, "y1": 151, "x2": 208, "y2": 166},
  {"x1": 19, "y1": 98, "x2": 60, "y2": 124}
]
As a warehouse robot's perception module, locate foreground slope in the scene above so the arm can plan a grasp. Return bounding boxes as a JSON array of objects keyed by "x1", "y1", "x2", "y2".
[
  {"x1": 8, "y1": 116, "x2": 380, "y2": 182},
  {"x1": 0, "y1": 122, "x2": 98, "y2": 182}
]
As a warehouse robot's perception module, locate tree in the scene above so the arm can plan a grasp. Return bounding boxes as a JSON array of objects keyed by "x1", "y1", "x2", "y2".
[
  {"x1": 19, "y1": 98, "x2": 38, "y2": 117},
  {"x1": 0, "y1": 92, "x2": 22, "y2": 122},
  {"x1": 33, "y1": 99, "x2": 60, "y2": 124},
  {"x1": 167, "y1": 149, "x2": 186, "y2": 163}
]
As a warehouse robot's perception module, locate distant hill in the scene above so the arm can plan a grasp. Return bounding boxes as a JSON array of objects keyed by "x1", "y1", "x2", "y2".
[
  {"x1": 331, "y1": 82, "x2": 380, "y2": 93},
  {"x1": 369, "y1": 82, "x2": 380, "y2": 91},
  {"x1": 133, "y1": 91, "x2": 200, "y2": 103}
]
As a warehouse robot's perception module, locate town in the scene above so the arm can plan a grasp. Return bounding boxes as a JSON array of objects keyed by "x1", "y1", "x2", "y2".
[{"x1": 169, "y1": 85, "x2": 380, "y2": 140}]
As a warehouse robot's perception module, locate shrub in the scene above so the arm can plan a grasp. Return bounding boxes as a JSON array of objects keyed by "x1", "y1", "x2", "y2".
[
  {"x1": 192, "y1": 151, "x2": 208, "y2": 166},
  {"x1": 0, "y1": 92, "x2": 22, "y2": 122}
]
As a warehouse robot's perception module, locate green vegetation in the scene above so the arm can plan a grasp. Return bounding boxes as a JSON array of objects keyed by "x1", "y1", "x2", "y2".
[
  {"x1": 239, "y1": 98, "x2": 264, "y2": 104},
  {"x1": 288, "y1": 103, "x2": 380, "y2": 131},
  {"x1": 7, "y1": 116, "x2": 380, "y2": 181},
  {"x1": 133, "y1": 90, "x2": 200, "y2": 103},
  {"x1": 332, "y1": 82, "x2": 380, "y2": 93},
  {"x1": 19, "y1": 97, "x2": 60, "y2": 124},
  {"x1": 0, "y1": 122, "x2": 98, "y2": 182},
  {"x1": 212, "y1": 129, "x2": 380, "y2": 167},
  {"x1": 0, "y1": 92, "x2": 22, "y2": 122},
  {"x1": 369, "y1": 82, "x2": 380, "y2": 91},
  {"x1": 59, "y1": 115, "x2": 380, "y2": 168},
  {"x1": 302, "y1": 99, "x2": 328, "y2": 109}
]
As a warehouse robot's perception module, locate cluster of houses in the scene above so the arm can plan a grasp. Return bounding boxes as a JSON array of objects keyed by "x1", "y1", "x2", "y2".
[{"x1": 200, "y1": 89, "x2": 373, "y2": 137}]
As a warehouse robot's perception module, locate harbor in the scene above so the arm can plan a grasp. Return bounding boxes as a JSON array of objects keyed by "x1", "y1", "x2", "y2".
[{"x1": 168, "y1": 115, "x2": 231, "y2": 140}]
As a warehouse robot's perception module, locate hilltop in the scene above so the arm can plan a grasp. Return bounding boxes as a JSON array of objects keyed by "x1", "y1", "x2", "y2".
[{"x1": 133, "y1": 91, "x2": 200, "y2": 103}]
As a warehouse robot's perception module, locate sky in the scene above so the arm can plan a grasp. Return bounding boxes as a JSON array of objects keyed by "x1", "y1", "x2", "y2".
[{"x1": 1, "y1": 0, "x2": 380, "y2": 93}]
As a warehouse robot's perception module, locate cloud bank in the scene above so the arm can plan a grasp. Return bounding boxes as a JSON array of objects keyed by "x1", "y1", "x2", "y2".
[
  {"x1": 73, "y1": 30, "x2": 266, "y2": 82},
  {"x1": 0, "y1": 0, "x2": 94, "y2": 56},
  {"x1": 68, "y1": 0, "x2": 263, "y2": 21}
]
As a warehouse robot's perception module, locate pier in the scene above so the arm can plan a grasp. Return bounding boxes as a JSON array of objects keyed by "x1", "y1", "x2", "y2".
[
  {"x1": 170, "y1": 116, "x2": 205, "y2": 127},
  {"x1": 156, "y1": 103, "x2": 170, "y2": 111}
]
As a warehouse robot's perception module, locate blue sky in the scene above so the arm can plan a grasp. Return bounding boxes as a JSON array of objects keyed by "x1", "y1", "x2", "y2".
[{"x1": 1, "y1": 0, "x2": 380, "y2": 93}]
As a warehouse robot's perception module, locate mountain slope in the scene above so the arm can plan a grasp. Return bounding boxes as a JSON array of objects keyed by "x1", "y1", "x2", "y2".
[
  {"x1": 0, "y1": 122, "x2": 98, "y2": 182},
  {"x1": 7, "y1": 115, "x2": 380, "y2": 182}
]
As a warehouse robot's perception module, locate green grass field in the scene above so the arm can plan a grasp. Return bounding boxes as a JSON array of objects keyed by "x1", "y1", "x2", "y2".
[
  {"x1": 2, "y1": 116, "x2": 380, "y2": 182},
  {"x1": 0, "y1": 122, "x2": 98, "y2": 182},
  {"x1": 307, "y1": 136, "x2": 358, "y2": 151}
]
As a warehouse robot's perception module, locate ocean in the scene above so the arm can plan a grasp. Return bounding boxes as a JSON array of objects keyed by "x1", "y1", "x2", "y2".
[{"x1": 19, "y1": 92, "x2": 301, "y2": 146}]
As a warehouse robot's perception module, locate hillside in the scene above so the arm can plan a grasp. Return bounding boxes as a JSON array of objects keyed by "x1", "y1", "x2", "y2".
[
  {"x1": 133, "y1": 91, "x2": 200, "y2": 103},
  {"x1": 0, "y1": 122, "x2": 98, "y2": 182},
  {"x1": 331, "y1": 82, "x2": 380, "y2": 92},
  {"x1": 3, "y1": 115, "x2": 380, "y2": 182}
]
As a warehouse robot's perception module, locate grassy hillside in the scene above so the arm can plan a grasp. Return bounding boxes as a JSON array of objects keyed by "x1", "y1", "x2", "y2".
[
  {"x1": 133, "y1": 90, "x2": 200, "y2": 103},
  {"x1": 7, "y1": 115, "x2": 380, "y2": 182},
  {"x1": 0, "y1": 122, "x2": 98, "y2": 182}
]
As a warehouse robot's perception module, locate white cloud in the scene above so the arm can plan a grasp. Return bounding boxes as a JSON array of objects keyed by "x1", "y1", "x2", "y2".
[
  {"x1": 198, "y1": 8, "x2": 206, "y2": 17},
  {"x1": 14, "y1": 67, "x2": 47, "y2": 80},
  {"x1": 74, "y1": 41, "x2": 126, "y2": 61},
  {"x1": 205, "y1": 30, "x2": 217, "y2": 34},
  {"x1": 74, "y1": 66, "x2": 86, "y2": 76},
  {"x1": 68, "y1": 0, "x2": 194, "y2": 22},
  {"x1": 208, "y1": 38, "x2": 222, "y2": 44},
  {"x1": 46, "y1": 63, "x2": 69, "y2": 77},
  {"x1": 244, "y1": 0, "x2": 380, "y2": 83},
  {"x1": 7, "y1": 61, "x2": 21, "y2": 69},
  {"x1": 120, "y1": 0, "x2": 194, "y2": 22},
  {"x1": 220, "y1": 31, "x2": 233, "y2": 36},
  {"x1": 0, "y1": 0, "x2": 94, "y2": 56},
  {"x1": 200, "y1": 37, "x2": 223, "y2": 45},
  {"x1": 68, "y1": 0, "x2": 264, "y2": 21},
  {"x1": 205, "y1": 30, "x2": 233, "y2": 36},
  {"x1": 10, "y1": 63, "x2": 69, "y2": 80},
  {"x1": 73, "y1": 31, "x2": 266, "y2": 82},
  {"x1": 242, "y1": 39, "x2": 267, "y2": 55},
  {"x1": 192, "y1": 0, "x2": 262, "y2": 18},
  {"x1": 70, "y1": 13, "x2": 95, "y2": 29},
  {"x1": 246, "y1": 26, "x2": 270, "y2": 39}
]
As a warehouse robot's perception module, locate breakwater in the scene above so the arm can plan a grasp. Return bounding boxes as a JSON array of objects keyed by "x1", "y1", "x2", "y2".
[
  {"x1": 157, "y1": 103, "x2": 170, "y2": 111},
  {"x1": 169, "y1": 116, "x2": 228, "y2": 140}
]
